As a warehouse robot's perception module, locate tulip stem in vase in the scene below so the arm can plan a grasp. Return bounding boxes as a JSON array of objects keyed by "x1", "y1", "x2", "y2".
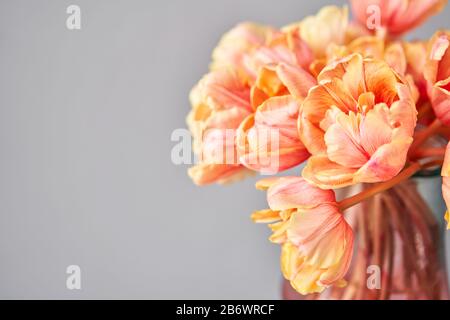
[{"x1": 339, "y1": 162, "x2": 419, "y2": 211}]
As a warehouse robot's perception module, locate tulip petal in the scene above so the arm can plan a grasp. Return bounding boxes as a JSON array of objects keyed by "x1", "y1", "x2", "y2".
[
  {"x1": 290, "y1": 264, "x2": 325, "y2": 294},
  {"x1": 287, "y1": 204, "x2": 342, "y2": 247},
  {"x1": 325, "y1": 111, "x2": 369, "y2": 168},
  {"x1": 321, "y1": 54, "x2": 367, "y2": 100},
  {"x1": 211, "y1": 22, "x2": 276, "y2": 79},
  {"x1": 318, "y1": 222, "x2": 354, "y2": 286},
  {"x1": 363, "y1": 59, "x2": 400, "y2": 105},
  {"x1": 302, "y1": 155, "x2": 358, "y2": 189},
  {"x1": 238, "y1": 96, "x2": 309, "y2": 173},
  {"x1": 356, "y1": 137, "x2": 412, "y2": 183},
  {"x1": 360, "y1": 104, "x2": 393, "y2": 156},
  {"x1": 357, "y1": 92, "x2": 375, "y2": 111},
  {"x1": 299, "y1": 6, "x2": 348, "y2": 58},
  {"x1": 276, "y1": 62, "x2": 316, "y2": 100},
  {"x1": 268, "y1": 221, "x2": 289, "y2": 244},
  {"x1": 384, "y1": 42, "x2": 407, "y2": 75},
  {"x1": 388, "y1": 84, "x2": 417, "y2": 136},
  {"x1": 193, "y1": 69, "x2": 252, "y2": 112},
  {"x1": 206, "y1": 107, "x2": 251, "y2": 130},
  {"x1": 251, "y1": 209, "x2": 281, "y2": 223},
  {"x1": 267, "y1": 177, "x2": 336, "y2": 211},
  {"x1": 255, "y1": 65, "x2": 285, "y2": 97}
]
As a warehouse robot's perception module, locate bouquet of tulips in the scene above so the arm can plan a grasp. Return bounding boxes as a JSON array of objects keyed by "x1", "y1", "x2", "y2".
[{"x1": 187, "y1": 0, "x2": 450, "y2": 299}]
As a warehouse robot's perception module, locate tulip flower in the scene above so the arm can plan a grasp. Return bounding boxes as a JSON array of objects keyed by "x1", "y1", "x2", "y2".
[
  {"x1": 300, "y1": 53, "x2": 417, "y2": 189},
  {"x1": 283, "y1": 204, "x2": 354, "y2": 295},
  {"x1": 252, "y1": 177, "x2": 353, "y2": 294},
  {"x1": 350, "y1": 0, "x2": 447, "y2": 37},
  {"x1": 425, "y1": 31, "x2": 450, "y2": 126},
  {"x1": 323, "y1": 36, "x2": 408, "y2": 75},
  {"x1": 230, "y1": 28, "x2": 315, "y2": 174},
  {"x1": 237, "y1": 63, "x2": 315, "y2": 173},
  {"x1": 187, "y1": 69, "x2": 253, "y2": 185},
  {"x1": 324, "y1": 36, "x2": 426, "y2": 103}
]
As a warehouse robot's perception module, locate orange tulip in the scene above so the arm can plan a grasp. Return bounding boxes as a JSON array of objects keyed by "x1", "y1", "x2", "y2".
[
  {"x1": 237, "y1": 96, "x2": 310, "y2": 174},
  {"x1": 425, "y1": 31, "x2": 450, "y2": 126},
  {"x1": 403, "y1": 41, "x2": 429, "y2": 106},
  {"x1": 187, "y1": 69, "x2": 253, "y2": 185},
  {"x1": 243, "y1": 24, "x2": 314, "y2": 111},
  {"x1": 324, "y1": 36, "x2": 426, "y2": 103},
  {"x1": 350, "y1": 38, "x2": 429, "y2": 106},
  {"x1": 290, "y1": 5, "x2": 373, "y2": 77},
  {"x1": 283, "y1": 204, "x2": 354, "y2": 294},
  {"x1": 237, "y1": 64, "x2": 315, "y2": 173},
  {"x1": 320, "y1": 36, "x2": 408, "y2": 76},
  {"x1": 300, "y1": 54, "x2": 417, "y2": 189},
  {"x1": 351, "y1": 0, "x2": 447, "y2": 37},
  {"x1": 252, "y1": 177, "x2": 353, "y2": 294}
]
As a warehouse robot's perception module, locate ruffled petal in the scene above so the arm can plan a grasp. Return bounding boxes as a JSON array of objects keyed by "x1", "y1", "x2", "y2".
[
  {"x1": 267, "y1": 177, "x2": 336, "y2": 211},
  {"x1": 360, "y1": 104, "x2": 393, "y2": 156},
  {"x1": 324, "y1": 111, "x2": 369, "y2": 168},
  {"x1": 355, "y1": 137, "x2": 413, "y2": 183},
  {"x1": 318, "y1": 221, "x2": 354, "y2": 286},
  {"x1": 287, "y1": 204, "x2": 342, "y2": 248},
  {"x1": 302, "y1": 155, "x2": 358, "y2": 189},
  {"x1": 275, "y1": 62, "x2": 316, "y2": 100},
  {"x1": 238, "y1": 96, "x2": 309, "y2": 173}
]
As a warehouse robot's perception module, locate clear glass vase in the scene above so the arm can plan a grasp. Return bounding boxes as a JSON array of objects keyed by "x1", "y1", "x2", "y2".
[{"x1": 283, "y1": 174, "x2": 449, "y2": 300}]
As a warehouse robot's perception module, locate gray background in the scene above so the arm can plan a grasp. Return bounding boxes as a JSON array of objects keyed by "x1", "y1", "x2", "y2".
[{"x1": 0, "y1": 0, "x2": 449, "y2": 299}]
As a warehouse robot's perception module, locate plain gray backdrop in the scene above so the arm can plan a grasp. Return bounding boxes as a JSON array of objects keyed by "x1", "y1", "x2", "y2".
[{"x1": 0, "y1": 0, "x2": 449, "y2": 299}]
